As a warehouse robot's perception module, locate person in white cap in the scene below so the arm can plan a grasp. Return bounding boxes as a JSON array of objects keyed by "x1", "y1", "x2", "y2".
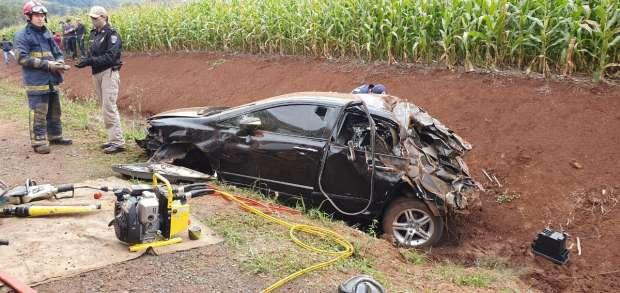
[{"x1": 75, "y1": 5, "x2": 125, "y2": 154}]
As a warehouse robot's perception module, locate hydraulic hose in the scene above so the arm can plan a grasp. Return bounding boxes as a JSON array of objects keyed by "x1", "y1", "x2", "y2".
[
  {"x1": 216, "y1": 189, "x2": 354, "y2": 293},
  {"x1": 317, "y1": 100, "x2": 377, "y2": 216}
]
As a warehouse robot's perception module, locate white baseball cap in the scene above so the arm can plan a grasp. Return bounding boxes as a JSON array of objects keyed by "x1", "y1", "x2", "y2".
[{"x1": 88, "y1": 6, "x2": 108, "y2": 18}]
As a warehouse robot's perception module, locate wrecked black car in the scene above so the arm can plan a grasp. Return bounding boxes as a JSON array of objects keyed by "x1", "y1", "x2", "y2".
[{"x1": 138, "y1": 92, "x2": 479, "y2": 247}]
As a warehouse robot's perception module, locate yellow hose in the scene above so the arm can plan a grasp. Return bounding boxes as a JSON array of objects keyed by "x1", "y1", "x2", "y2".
[{"x1": 216, "y1": 190, "x2": 354, "y2": 293}]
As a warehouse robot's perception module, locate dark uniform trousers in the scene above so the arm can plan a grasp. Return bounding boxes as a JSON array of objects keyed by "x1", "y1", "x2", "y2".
[{"x1": 28, "y1": 87, "x2": 62, "y2": 144}]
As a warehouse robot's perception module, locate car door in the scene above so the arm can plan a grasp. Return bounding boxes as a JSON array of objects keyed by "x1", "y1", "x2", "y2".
[
  {"x1": 216, "y1": 115, "x2": 262, "y2": 187},
  {"x1": 319, "y1": 111, "x2": 373, "y2": 212},
  {"x1": 217, "y1": 104, "x2": 336, "y2": 197},
  {"x1": 319, "y1": 109, "x2": 404, "y2": 213},
  {"x1": 249, "y1": 104, "x2": 336, "y2": 197}
]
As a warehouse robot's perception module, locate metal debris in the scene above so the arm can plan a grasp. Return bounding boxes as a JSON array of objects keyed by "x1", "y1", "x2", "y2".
[
  {"x1": 493, "y1": 175, "x2": 502, "y2": 188},
  {"x1": 354, "y1": 94, "x2": 480, "y2": 210},
  {"x1": 112, "y1": 162, "x2": 214, "y2": 183},
  {"x1": 571, "y1": 161, "x2": 583, "y2": 169},
  {"x1": 482, "y1": 169, "x2": 494, "y2": 183}
]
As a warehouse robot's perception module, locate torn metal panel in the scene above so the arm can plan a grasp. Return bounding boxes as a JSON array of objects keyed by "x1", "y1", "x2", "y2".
[
  {"x1": 361, "y1": 94, "x2": 479, "y2": 210},
  {"x1": 112, "y1": 162, "x2": 214, "y2": 183},
  {"x1": 148, "y1": 143, "x2": 192, "y2": 163},
  {"x1": 149, "y1": 106, "x2": 230, "y2": 120}
]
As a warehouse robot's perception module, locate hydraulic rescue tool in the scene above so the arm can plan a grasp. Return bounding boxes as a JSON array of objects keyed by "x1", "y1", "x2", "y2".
[
  {"x1": 1, "y1": 179, "x2": 76, "y2": 204},
  {"x1": 0, "y1": 179, "x2": 102, "y2": 217},
  {"x1": 1, "y1": 203, "x2": 101, "y2": 217},
  {"x1": 109, "y1": 173, "x2": 213, "y2": 251}
]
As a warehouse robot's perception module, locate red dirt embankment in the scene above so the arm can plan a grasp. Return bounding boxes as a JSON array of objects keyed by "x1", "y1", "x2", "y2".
[{"x1": 2, "y1": 52, "x2": 619, "y2": 292}]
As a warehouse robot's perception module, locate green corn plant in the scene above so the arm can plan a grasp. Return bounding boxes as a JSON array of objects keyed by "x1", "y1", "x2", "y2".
[
  {"x1": 524, "y1": 0, "x2": 568, "y2": 76},
  {"x1": 1, "y1": 0, "x2": 615, "y2": 79},
  {"x1": 583, "y1": 0, "x2": 620, "y2": 81}
]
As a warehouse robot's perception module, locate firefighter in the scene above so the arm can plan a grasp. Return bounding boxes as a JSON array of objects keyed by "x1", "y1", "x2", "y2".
[{"x1": 14, "y1": 1, "x2": 72, "y2": 154}]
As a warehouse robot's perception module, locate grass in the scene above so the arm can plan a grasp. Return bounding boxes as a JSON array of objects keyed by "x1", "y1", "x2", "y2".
[
  {"x1": 202, "y1": 178, "x2": 525, "y2": 291},
  {"x1": 0, "y1": 80, "x2": 148, "y2": 178},
  {"x1": 0, "y1": 82, "x2": 26, "y2": 120},
  {"x1": 335, "y1": 244, "x2": 389, "y2": 287},
  {"x1": 204, "y1": 211, "x2": 330, "y2": 278},
  {"x1": 365, "y1": 218, "x2": 381, "y2": 238},
  {"x1": 204, "y1": 193, "x2": 390, "y2": 289},
  {"x1": 243, "y1": 252, "x2": 307, "y2": 275},
  {"x1": 429, "y1": 257, "x2": 521, "y2": 290},
  {"x1": 496, "y1": 190, "x2": 521, "y2": 204},
  {"x1": 205, "y1": 213, "x2": 266, "y2": 248},
  {"x1": 433, "y1": 262, "x2": 496, "y2": 288},
  {"x1": 306, "y1": 207, "x2": 335, "y2": 224},
  {"x1": 400, "y1": 248, "x2": 428, "y2": 265}
]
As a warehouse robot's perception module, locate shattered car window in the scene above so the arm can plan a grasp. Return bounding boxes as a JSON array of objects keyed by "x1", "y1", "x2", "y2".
[{"x1": 337, "y1": 112, "x2": 400, "y2": 156}]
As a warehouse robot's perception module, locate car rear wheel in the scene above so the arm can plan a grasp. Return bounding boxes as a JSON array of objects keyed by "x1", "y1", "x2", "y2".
[{"x1": 382, "y1": 197, "x2": 444, "y2": 247}]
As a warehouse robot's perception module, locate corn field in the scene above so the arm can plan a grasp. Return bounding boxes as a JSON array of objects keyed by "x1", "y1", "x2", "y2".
[{"x1": 2, "y1": 0, "x2": 619, "y2": 79}]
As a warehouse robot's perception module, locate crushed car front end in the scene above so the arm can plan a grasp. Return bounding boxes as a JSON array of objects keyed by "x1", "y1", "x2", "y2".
[{"x1": 137, "y1": 106, "x2": 229, "y2": 173}]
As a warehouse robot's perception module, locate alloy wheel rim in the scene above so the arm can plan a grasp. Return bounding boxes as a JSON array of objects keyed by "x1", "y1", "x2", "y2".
[{"x1": 392, "y1": 208, "x2": 434, "y2": 247}]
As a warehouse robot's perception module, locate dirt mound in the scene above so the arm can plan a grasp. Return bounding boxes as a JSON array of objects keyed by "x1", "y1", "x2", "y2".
[{"x1": 2, "y1": 53, "x2": 619, "y2": 291}]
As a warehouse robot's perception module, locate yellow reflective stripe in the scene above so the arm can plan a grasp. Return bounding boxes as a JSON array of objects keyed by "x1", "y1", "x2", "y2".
[
  {"x1": 25, "y1": 84, "x2": 58, "y2": 91},
  {"x1": 30, "y1": 51, "x2": 53, "y2": 58}
]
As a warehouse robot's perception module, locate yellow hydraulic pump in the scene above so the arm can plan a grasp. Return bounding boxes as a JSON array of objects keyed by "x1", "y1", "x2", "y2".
[{"x1": 110, "y1": 173, "x2": 213, "y2": 252}]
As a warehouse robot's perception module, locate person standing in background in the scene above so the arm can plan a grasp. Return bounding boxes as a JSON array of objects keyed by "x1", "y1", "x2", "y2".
[
  {"x1": 52, "y1": 32, "x2": 62, "y2": 49},
  {"x1": 75, "y1": 18, "x2": 86, "y2": 56},
  {"x1": 63, "y1": 18, "x2": 77, "y2": 59},
  {"x1": 58, "y1": 20, "x2": 66, "y2": 54},
  {"x1": 1, "y1": 37, "x2": 16, "y2": 65}
]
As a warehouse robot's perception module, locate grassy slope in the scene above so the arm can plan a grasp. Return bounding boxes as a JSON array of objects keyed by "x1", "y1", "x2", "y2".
[
  {"x1": 203, "y1": 184, "x2": 525, "y2": 292},
  {"x1": 0, "y1": 81, "x2": 148, "y2": 178}
]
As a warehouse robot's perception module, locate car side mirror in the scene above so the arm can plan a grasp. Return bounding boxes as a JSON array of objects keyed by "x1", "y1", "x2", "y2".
[
  {"x1": 239, "y1": 116, "x2": 261, "y2": 135},
  {"x1": 347, "y1": 140, "x2": 356, "y2": 161}
]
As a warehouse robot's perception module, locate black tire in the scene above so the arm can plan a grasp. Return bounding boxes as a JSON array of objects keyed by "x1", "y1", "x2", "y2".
[{"x1": 382, "y1": 197, "x2": 444, "y2": 247}]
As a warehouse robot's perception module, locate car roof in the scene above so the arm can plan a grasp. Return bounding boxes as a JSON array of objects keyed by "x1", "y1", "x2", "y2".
[
  {"x1": 255, "y1": 92, "x2": 396, "y2": 116},
  {"x1": 259, "y1": 92, "x2": 359, "y2": 105}
]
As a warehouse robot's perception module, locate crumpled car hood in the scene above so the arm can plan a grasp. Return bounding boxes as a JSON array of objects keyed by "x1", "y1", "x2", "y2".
[
  {"x1": 150, "y1": 106, "x2": 231, "y2": 119},
  {"x1": 150, "y1": 107, "x2": 208, "y2": 119},
  {"x1": 361, "y1": 94, "x2": 481, "y2": 210}
]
